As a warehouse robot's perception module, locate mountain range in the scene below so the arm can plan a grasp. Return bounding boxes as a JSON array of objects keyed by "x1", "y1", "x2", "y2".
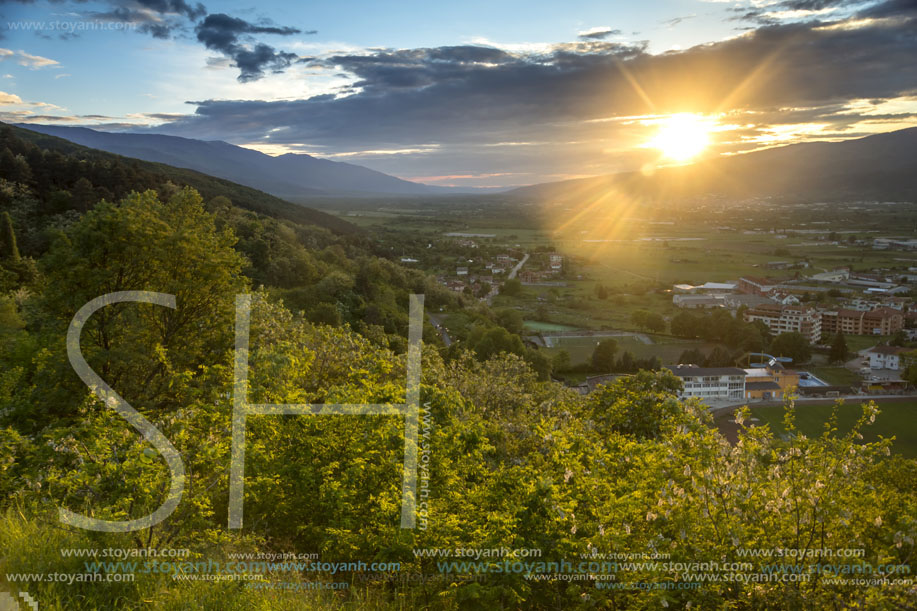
[
  {"x1": 5, "y1": 122, "x2": 357, "y2": 234},
  {"x1": 15, "y1": 124, "x2": 496, "y2": 199},
  {"x1": 510, "y1": 127, "x2": 917, "y2": 203},
  {"x1": 16, "y1": 123, "x2": 917, "y2": 205}
]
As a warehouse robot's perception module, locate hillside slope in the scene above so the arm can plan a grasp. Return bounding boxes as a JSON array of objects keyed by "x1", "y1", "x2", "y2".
[{"x1": 511, "y1": 127, "x2": 917, "y2": 203}]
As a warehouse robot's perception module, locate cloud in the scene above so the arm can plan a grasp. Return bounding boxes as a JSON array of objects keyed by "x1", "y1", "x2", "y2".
[
  {"x1": 3, "y1": 0, "x2": 312, "y2": 81},
  {"x1": 661, "y1": 15, "x2": 696, "y2": 27},
  {"x1": 16, "y1": 49, "x2": 58, "y2": 67},
  {"x1": 137, "y1": 12, "x2": 917, "y2": 183},
  {"x1": 577, "y1": 26, "x2": 621, "y2": 40},
  {"x1": 730, "y1": 0, "x2": 917, "y2": 24},
  {"x1": 194, "y1": 13, "x2": 311, "y2": 82},
  {"x1": 0, "y1": 47, "x2": 59, "y2": 68},
  {"x1": 0, "y1": 90, "x2": 24, "y2": 104}
]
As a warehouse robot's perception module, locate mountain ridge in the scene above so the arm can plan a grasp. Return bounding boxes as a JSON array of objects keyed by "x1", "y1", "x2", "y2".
[
  {"x1": 509, "y1": 127, "x2": 917, "y2": 202},
  {"x1": 3, "y1": 122, "x2": 358, "y2": 234},
  {"x1": 14, "y1": 124, "x2": 499, "y2": 198}
]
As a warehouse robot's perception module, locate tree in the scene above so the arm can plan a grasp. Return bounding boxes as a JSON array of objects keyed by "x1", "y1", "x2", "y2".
[
  {"x1": 584, "y1": 369, "x2": 684, "y2": 438},
  {"x1": 594, "y1": 283, "x2": 609, "y2": 300},
  {"x1": 469, "y1": 325, "x2": 525, "y2": 361},
  {"x1": 828, "y1": 332, "x2": 849, "y2": 363},
  {"x1": 616, "y1": 350, "x2": 636, "y2": 372},
  {"x1": 552, "y1": 349, "x2": 571, "y2": 372},
  {"x1": 671, "y1": 311, "x2": 700, "y2": 338},
  {"x1": 678, "y1": 348, "x2": 706, "y2": 365},
  {"x1": 631, "y1": 309, "x2": 665, "y2": 332},
  {"x1": 495, "y1": 308, "x2": 524, "y2": 335},
  {"x1": 500, "y1": 278, "x2": 522, "y2": 296},
  {"x1": 523, "y1": 348, "x2": 552, "y2": 381},
  {"x1": 37, "y1": 187, "x2": 249, "y2": 419},
  {"x1": 0, "y1": 211, "x2": 19, "y2": 262},
  {"x1": 307, "y1": 302, "x2": 342, "y2": 326},
  {"x1": 771, "y1": 331, "x2": 812, "y2": 364},
  {"x1": 705, "y1": 345, "x2": 735, "y2": 367},
  {"x1": 903, "y1": 351, "x2": 917, "y2": 387},
  {"x1": 70, "y1": 177, "x2": 97, "y2": 212},
  {"x1": 591, "y1": 338, "x2": 618, "y2": 372}
]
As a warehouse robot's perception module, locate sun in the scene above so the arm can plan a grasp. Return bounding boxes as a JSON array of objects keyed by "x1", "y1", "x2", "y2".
[{"x1": 648, "y1": 113, "x2": 714, "y2": 162}]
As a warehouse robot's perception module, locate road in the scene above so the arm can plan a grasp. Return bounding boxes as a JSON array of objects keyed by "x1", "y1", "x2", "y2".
[
  {"x1": 485, "y1": 252, "x2": 529, "y2": 305},
  {"x1": 508, "y1": 253, "x2": 529, "y2": 280},
  {"x1": 427, "y1": 313, "x2": 452, "y2": 347}
]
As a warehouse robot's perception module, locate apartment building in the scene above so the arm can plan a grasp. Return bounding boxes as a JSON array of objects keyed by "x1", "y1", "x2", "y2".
[
  {"x1": 820, "y1": 307, "x2": 904, "y2": 336},
  {"x1": 668, "y1": 366, "x2": 747, "y2": 401},
  {"x1": 743, "y1": 304, "x2": 822, "y2": 343}
]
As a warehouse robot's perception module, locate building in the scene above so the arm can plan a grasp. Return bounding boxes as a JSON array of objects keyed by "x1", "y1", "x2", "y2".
[
  {"x1": 743, "y1": 304, "x2": 822, "y2": 343},
  {"x1": 668, "y1": 366, "x2": 747, "y2": 401},
  {"x1": 738, "y1": 276, "x2": 780, "y2": 296},
  {"x1": 873, "y1": 238, "x2": 917, "y2": 251},
  {"x1": 549, "y1": 254, "x2": 564, "y2": 272},
  {"x1": 723, "y1": 294, "x2": 776, "y2": 309},
  {"x1": 673, "y1": 294, "x2": 725, "y2": 309},
  {"x1": 743, "y1": 364, "x2": 800, "y2": 401},
  {"x1": 866, "y1": 346, "x2": 915, "y2": 371},
  {"x1": 810, "y1": 269, "x2": 849, "y2": 283},
  {"x1": 820, "y1": 307, "x2": 904, "y2": 336}
]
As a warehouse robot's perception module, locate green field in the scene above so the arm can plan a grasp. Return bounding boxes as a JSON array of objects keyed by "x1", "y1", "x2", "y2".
[
  {"x1": 538, "y1": 332, "x2": 718, "y2": 366},
  {"x1": 806, "y1": 365, "x2": 863, "y2": 386},
  {"x1": 749, "y1": 400, "x2": 917, "y2": 458},
  {"x1": 522, "y1": 320, "x2": 578, "y2": 332}
]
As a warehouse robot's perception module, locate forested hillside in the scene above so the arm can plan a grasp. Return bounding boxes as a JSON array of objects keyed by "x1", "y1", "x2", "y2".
[
  {"x1": 0, "y1": 123, "x2": 356, "y2": 235},
  {"x1": 0, "y1": 129, "x2": 915, "y2": 610}
]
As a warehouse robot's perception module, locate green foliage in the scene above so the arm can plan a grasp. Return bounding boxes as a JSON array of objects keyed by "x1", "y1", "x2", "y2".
[
  {"x1": 771, "y1": 331, "x2": 813, "y2": 364},
  {"x1": 591, "y1": 338, "x2": 617, "y2": 372},
  {"x1": 499, "y1": 278, "x2": 522, "y2": 296},
  {"x1": 829, "y1": 331, "x2": 849, "y2": 363},
  {"x1": 585, "y1": 370, "x2": 684, "y2": 438},
  {"x1": 630, "y1": 309, "x2": 665, "y2": 332},
  {"x1": 1, "y1": 210, "x2": 20, "y2": 261},
  {"x1": 0, "y1": 179, "x2": 914, "y2": 608}
]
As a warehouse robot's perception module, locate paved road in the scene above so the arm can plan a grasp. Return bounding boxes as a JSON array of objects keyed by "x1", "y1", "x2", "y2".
[
  {"x1": 428, "y1": 313, "x2": 452, "y2": 347},
  {"x1": 508, "y1": 253, "x2": 529, "y2": 280},
  {"x1": 485, "y1": 253, "x2": 529, "y2": 305}
]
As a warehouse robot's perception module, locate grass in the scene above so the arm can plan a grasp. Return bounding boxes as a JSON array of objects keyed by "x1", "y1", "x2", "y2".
[
  {"x1": 749, "y1": 400, "x2": 917, "y2": 458},
  {"x1": 806, "y1": 366, "x2": 863, "y2": 386},
  {"x1": 844, "y1": 335, "x2": 892, "y2": 353},
  {"x1": 522, "y1": 320, "x2": 578, "y2": 332},
  {"x1": 539, "y1": 333, "x2": 717, "y2": 366}
]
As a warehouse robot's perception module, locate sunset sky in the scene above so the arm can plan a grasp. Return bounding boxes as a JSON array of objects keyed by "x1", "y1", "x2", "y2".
[{"x1": 1, "y1": 0, "x2": 916, "y2": 187}]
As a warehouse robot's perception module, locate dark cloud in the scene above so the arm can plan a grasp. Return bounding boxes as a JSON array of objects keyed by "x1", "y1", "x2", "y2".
[
  {"x1": 3, "y1": 0, "x2": 312, "y2": 80},
  {"x1": 578, "y1": 27, "x2": 621, "y2": 40},
  {"x1": 136, "y1": 0, "x2": 205, "y2": 19},
  {"x1": 661, "y1": 15, "x2": 695, "y2": 27},
  {"x1": 731, "y1": 0, "x2": 917, "y2": 25},
  {"x1": 858, "y1": 0, "x2": 917, "y2": 17},
  {"x1": 140, "y1": 14, "x2": 917, "y2": 182},
  {"x1": 195, "y1": 13, "x2": 309, "y2": 82},
  {"x1": 88, "y1": 0, "x2": 205, "y2": 38}
]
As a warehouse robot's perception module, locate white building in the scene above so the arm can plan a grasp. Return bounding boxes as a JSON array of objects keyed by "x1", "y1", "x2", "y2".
[
  {"x1": 668, "y1": 366, "x2": 747, "y2": 401},
  {"x1": 866, "y1": 346, "x2": 914, "y2": 371},
  {"x1": 743, "y1": 304, "x2": 822, "y2": 344}
]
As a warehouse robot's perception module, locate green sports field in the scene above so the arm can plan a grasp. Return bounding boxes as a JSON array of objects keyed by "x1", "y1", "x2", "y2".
[{"x1": 748, "y1": 400, "x2": 917, "y2": 458}]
